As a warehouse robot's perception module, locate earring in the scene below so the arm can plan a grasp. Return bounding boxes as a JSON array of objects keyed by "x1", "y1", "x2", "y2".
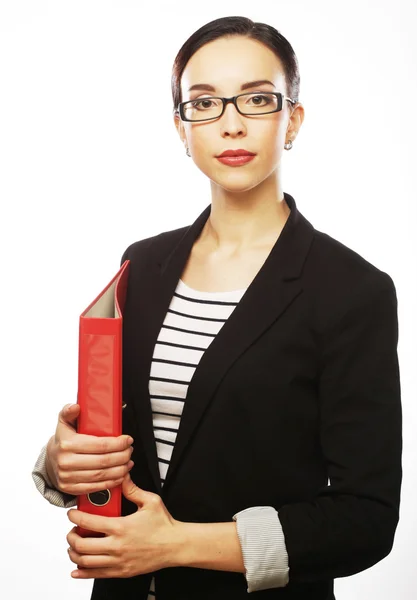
[
  {"x1": 185, "y1": 146, "x2": 191, "y2": 157},
  {"x1": 284, "y1": 140, "x2": 293, "y2": 150}
]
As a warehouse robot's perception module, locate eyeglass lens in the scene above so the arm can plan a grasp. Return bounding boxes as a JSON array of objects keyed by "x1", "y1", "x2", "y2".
[{"x1": 183, "y1": 93, "x2": 281, "y2": 121}]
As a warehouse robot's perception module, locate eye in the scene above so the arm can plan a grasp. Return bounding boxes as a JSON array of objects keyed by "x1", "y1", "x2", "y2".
[
  {"x1": 191, "y1": 97, "x2": 222, "y2": 111},
  {"x1": 194, "y1": 99, "x2": 213, "y2": 109},
  {"x1": 247, "y1": 94, "x2": 272, "y2": 105}
]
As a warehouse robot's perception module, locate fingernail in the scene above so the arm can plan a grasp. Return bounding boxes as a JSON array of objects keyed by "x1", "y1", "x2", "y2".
[{"x1": 127, "y1": 436, "x2": 134, "y2": 444}]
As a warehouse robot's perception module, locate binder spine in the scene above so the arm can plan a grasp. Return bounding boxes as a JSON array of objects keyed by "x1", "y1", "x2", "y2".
[
  {"x1": 78, "y1": 324, "x2": 122, "y2": 436},
  {"x1": 75, "y1": 261, "x2": 129, "y2": 537},
  {"x1": 77, "y1": 321, "x2": 122, "y2": 536}
]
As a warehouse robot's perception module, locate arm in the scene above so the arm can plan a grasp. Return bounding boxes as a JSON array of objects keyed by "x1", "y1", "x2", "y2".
[
  {"x1": 174, "y1": 520, "x2": 244, "y2": 573},
  {"x1": 175, "y1": 507, "x2": 289, "y2": 593},
  {"x1": 276, "y1": 273, "x2": 402, "y2": 583}
]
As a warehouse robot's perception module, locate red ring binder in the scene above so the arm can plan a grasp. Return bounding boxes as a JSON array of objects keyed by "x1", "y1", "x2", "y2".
[{"x1": 76, "y1": 260, "x2": 130, "y2": 537}]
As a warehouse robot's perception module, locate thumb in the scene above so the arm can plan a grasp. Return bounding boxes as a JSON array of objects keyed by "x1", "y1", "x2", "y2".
[
  {"x1": 59, "y1": 403, "x2": 80, "y2": 427},
  {"x1": 122, "y1": 472, "x2": 150, "y2": 507}
]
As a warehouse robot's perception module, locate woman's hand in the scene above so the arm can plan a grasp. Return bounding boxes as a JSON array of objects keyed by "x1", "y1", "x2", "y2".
[
  {"x1": 66, "y1": 473, "x2": 181, "y2": 578},
  {"x1": 45, "y1": 403, "x2": 134, "y2": 495}
]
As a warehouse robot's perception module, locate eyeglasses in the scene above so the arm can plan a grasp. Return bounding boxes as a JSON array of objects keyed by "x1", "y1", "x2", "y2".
[{"x1": 176, "y1": 92, "x2": 296, "y2": 122}]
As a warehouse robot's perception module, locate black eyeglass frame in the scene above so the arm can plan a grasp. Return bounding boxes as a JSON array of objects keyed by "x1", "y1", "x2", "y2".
[{"x1": 175, "y1": 92, "x2": 297, "y2": 122}]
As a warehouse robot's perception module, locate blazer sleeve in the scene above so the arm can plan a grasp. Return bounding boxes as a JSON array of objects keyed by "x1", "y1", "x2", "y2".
[{"x1": 277, "y1": 272, "x2": 402, "y2": 583}]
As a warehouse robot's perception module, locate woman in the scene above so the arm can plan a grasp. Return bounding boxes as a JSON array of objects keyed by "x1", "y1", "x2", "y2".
[{"x1": 32, "y1": 15, "x2": 402, "y2": 600}]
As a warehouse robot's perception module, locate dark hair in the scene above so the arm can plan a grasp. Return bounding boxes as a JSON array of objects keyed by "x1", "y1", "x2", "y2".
[{"x1": 171, "y1": 16, "x2": 300, "y2": 116}]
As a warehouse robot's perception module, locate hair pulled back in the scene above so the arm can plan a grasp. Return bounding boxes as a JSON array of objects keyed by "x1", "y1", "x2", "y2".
[{"x1": 171, "y1": 16, "x2": 300, "y2": 116}]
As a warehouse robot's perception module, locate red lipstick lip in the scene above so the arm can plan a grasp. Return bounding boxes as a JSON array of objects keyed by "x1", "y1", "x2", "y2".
[
  {"x1": 216, "y1": 154, "x2": 256, "y2": 166},
  {"x1": 217, "y1": 149, "x2": 256, "y2": 157}
]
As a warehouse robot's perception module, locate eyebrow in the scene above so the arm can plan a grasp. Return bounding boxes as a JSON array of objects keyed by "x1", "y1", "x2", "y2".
[{"x1": 187, "y1": 79, "x2": 276, "y2": 93}]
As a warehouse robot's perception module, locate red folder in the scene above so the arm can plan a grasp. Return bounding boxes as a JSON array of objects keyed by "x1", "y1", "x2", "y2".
[{"x1": 76, "y1": 259, "x2": 130, "y2": 537}]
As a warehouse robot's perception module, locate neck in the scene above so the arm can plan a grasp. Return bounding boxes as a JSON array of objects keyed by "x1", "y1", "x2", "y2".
[{"x1": 200, "y1": 172, "x2": 290, "y2": 254}]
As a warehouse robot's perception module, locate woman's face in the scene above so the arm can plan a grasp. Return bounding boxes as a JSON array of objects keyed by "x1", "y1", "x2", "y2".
[{"x1": 174, "y1": 36, "x2": 303, "y2": 193}]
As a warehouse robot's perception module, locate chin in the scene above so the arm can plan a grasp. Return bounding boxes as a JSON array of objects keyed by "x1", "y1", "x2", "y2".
[
  {"x1": 212, "y1": 177, "x2": 266, "y2": 194},
  {"x1": 195, "y1": 159, "x2": 267, "y2": 190}
]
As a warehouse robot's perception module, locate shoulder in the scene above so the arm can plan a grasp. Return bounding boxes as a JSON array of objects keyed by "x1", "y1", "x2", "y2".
[
  {"x1": 307, "y1": 225, "x2": 394, "y2": 287},
  {"x1": 119, "y1": 224, "x2": 190, "y2": 266},
  {"x1": 305, "y1": 226, "x2": 397, "y2": 329}
]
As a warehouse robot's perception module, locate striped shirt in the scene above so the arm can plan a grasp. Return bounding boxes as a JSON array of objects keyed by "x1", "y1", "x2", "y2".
[{"x1": 32, "y1": 277, "x2": 289, "y2": 595}]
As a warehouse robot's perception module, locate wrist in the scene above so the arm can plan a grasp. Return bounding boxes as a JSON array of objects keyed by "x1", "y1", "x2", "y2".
[
  {"x1": 166, "y1": 520, "x2": 189, "y2": 568},
  {"x1": 45, "y1": 436, "x2": 59, "y2": 489},
  {"x1": 167, "y1": 520, "x2": 245, "y2": 573}
]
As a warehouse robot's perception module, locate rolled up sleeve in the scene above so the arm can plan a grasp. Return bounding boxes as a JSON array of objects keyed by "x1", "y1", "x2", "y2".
[{"x1": 232, "y1": 506, "x2": 289, "y2": 592}]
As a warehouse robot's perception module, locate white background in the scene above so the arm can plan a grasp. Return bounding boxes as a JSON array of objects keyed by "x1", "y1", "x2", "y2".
[{"x1": 1, "y1": 1, "x2": 416, "y2": 598}]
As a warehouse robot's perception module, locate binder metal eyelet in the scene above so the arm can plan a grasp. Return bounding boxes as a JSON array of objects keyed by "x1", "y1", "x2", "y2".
[{"x1": 87, "y1": 489, "x2": 111, "y2": 507}]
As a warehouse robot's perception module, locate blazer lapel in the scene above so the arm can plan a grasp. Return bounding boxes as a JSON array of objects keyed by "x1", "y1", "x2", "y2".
[{"x1": 128, "y1": 192, "x2": 315, "y2": 496}]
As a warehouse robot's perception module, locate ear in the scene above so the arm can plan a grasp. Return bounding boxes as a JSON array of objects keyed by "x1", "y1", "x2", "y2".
[
  {"x1": 173, "y1": 111, "x2": 187, "y2": 146},
  {"x1": 287, "y1": 102, "x2": 305, "y2": 142}
]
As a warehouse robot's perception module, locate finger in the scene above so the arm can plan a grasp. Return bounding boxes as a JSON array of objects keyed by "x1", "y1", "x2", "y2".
[
  {"x1": 58, "y1": 445, "x2": 134, "y2": 471},
  {"x1": 60, "y1": 460, "x2": 134, "y2": 485},
  {"x1": 58, "y1": 404, "x2": 80, "y2": 427},
  {"x1": 58, "y1": 460, "x2": 133, "y2": 492},
  {"x1": 67, "y1": 547, "x2": 115, "y2": 569},
  {"x1": 70, "y1": 567, "x2": 121, "y2": 579},
  {"x1": 58, "y1": 475, "x2": 126, "y2": 496},
  {"x1": 67, "y1": 527, "x2": 112, "y2": 554},
  {"x1": 67, "y1": 509, "x2": 118, "y2": 536},
  {"x1": 59, "y1": 434, "x2": 134, "y2": 455}
]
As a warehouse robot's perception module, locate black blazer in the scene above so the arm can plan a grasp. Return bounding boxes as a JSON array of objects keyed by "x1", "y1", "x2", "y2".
[{"x1": 91, "y1": 192, "x2": 402, "y2": 600}]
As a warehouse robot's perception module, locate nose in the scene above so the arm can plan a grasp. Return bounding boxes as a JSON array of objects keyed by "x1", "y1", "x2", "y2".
[
  {"x1": 220, "y1": 99, "x2": 246, "y2": 134},
  {"x1": 222, "y1": 98, "x2": 242, "y2": 117}
]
